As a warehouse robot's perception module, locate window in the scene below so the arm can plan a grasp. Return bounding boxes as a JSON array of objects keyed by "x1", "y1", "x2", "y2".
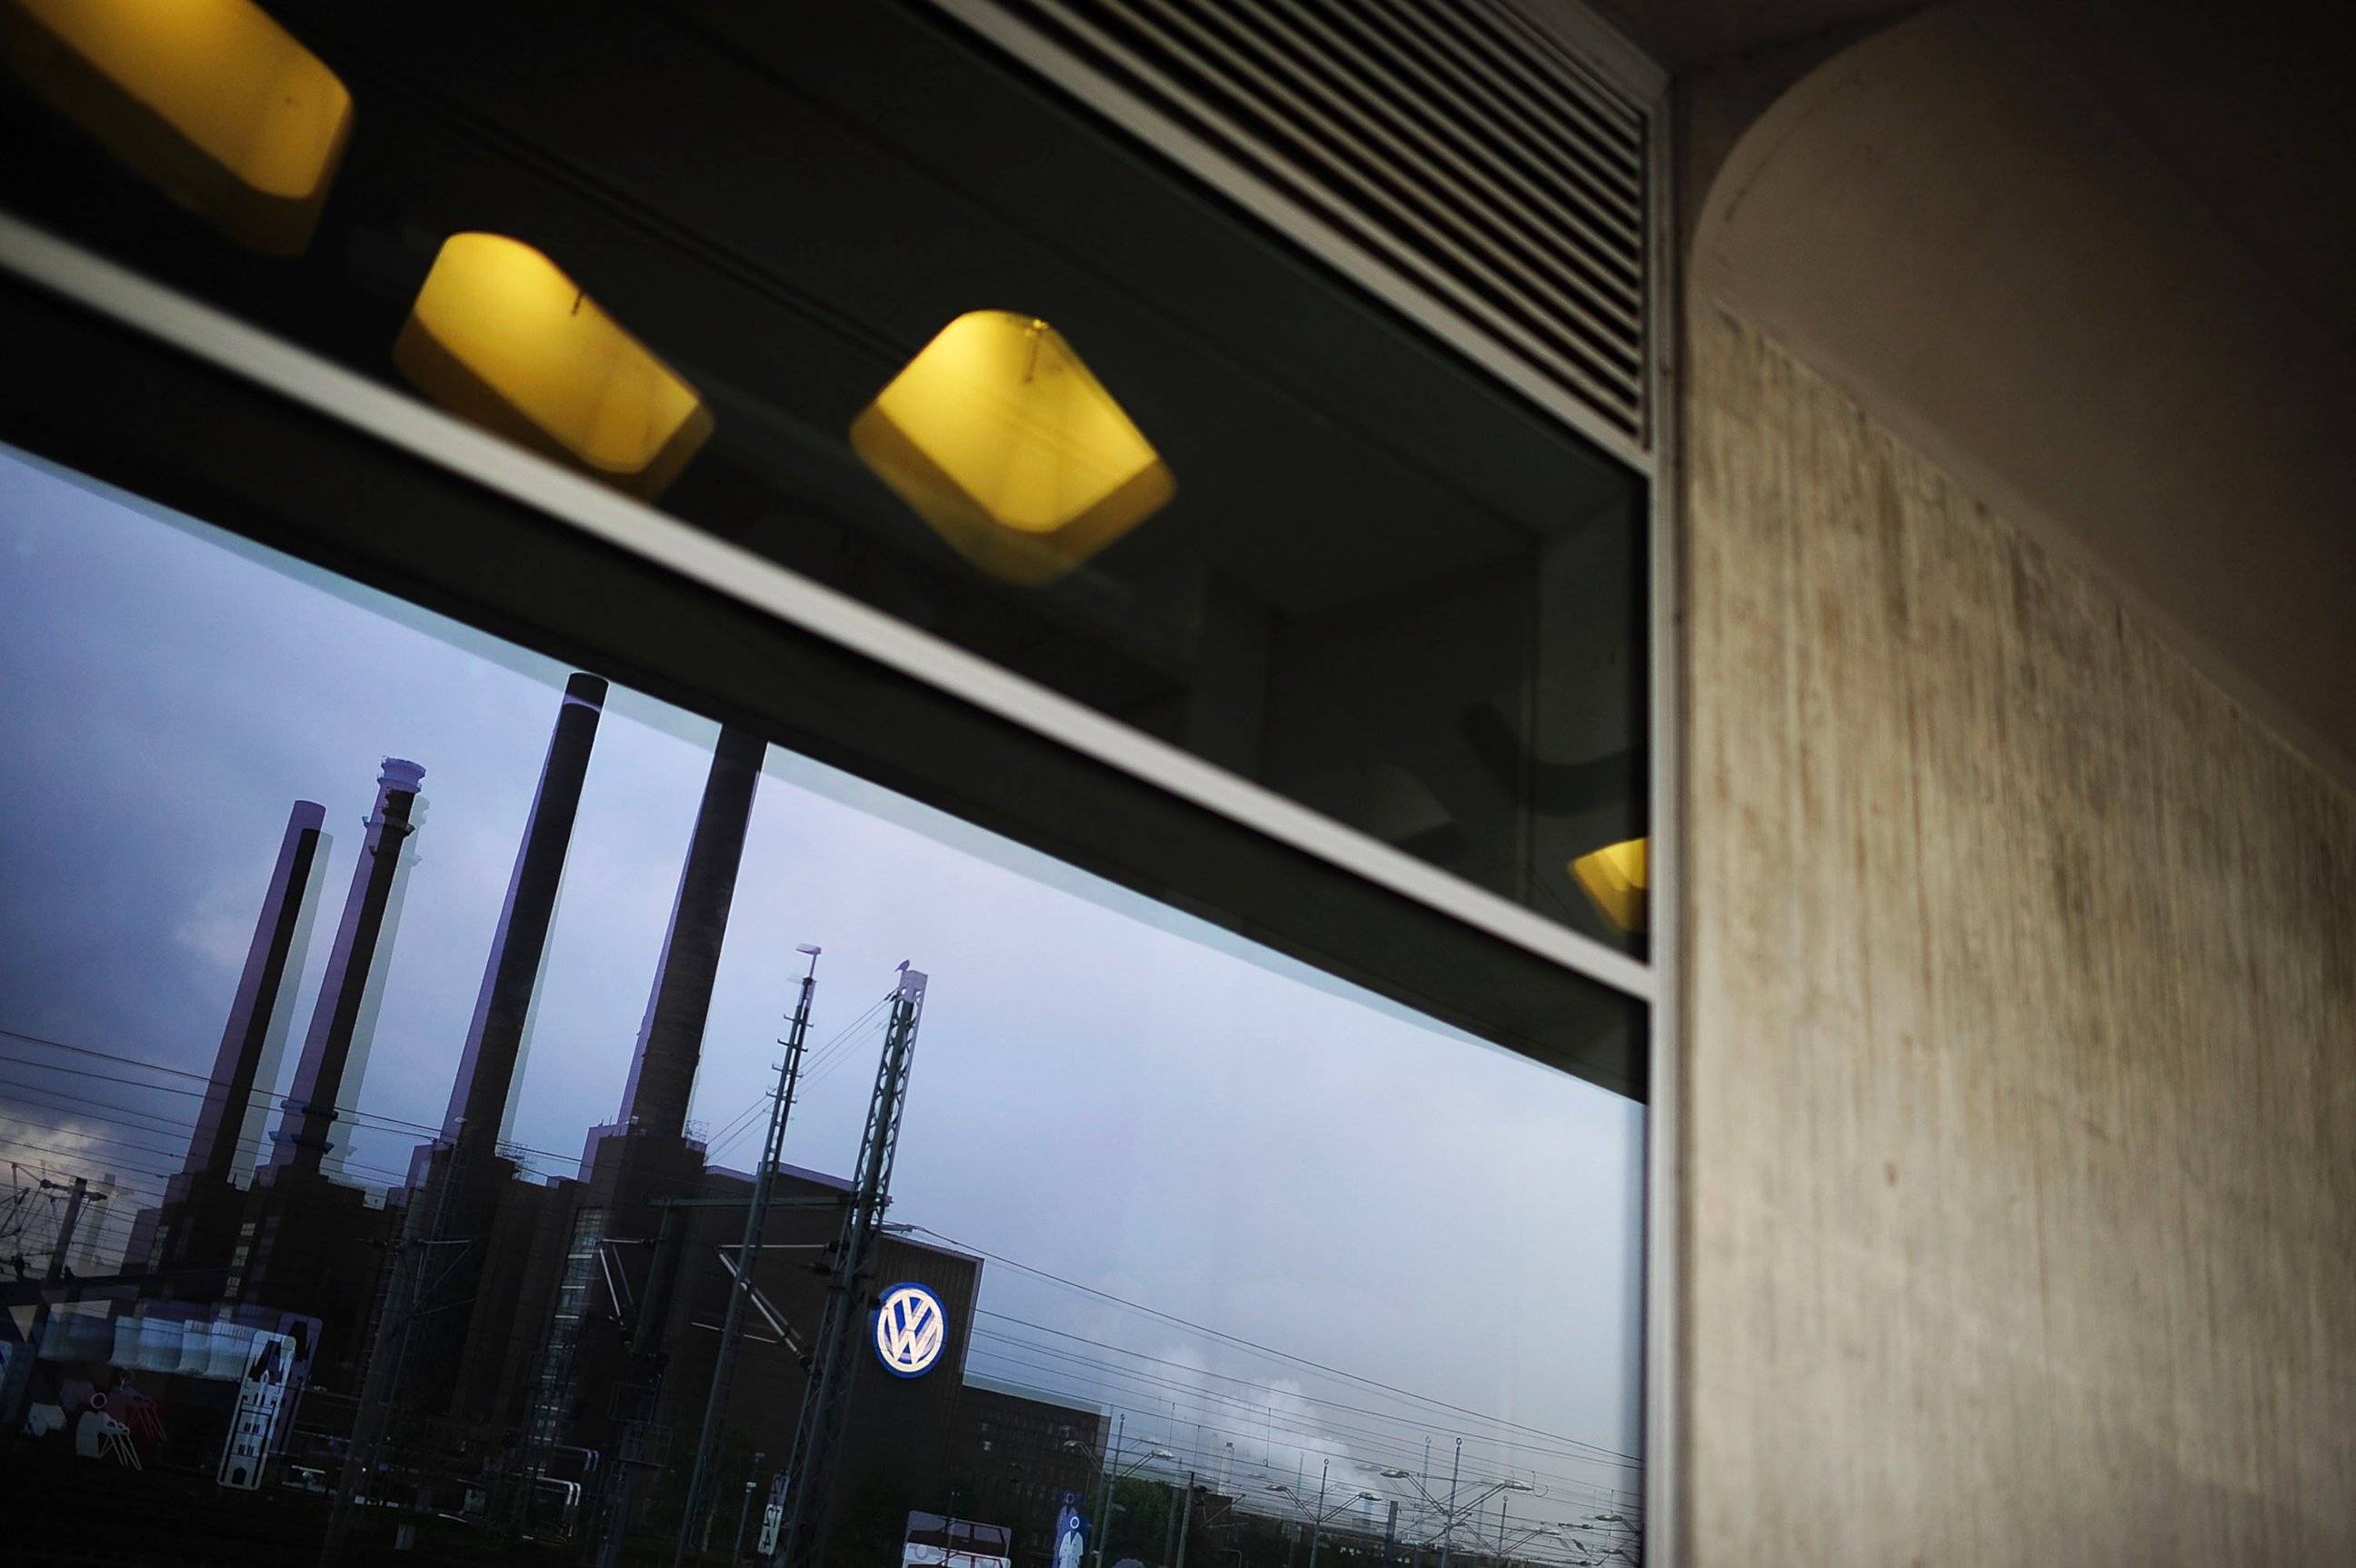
[
  {"x1": 0, "y1": 440, "x2": 1644, "y2": 1560},
  {"x1": 0, "y1": 3, "x2": 1659, "y2": 1563}
]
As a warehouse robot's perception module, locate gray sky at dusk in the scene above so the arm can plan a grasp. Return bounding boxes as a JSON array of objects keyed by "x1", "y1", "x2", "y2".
[{"x1": 0, "y1": 442, "x2": 1643, "y2": 1523}]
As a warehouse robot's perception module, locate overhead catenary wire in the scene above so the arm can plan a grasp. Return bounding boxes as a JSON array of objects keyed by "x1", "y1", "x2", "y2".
[
  {"x1": 0, "y1": 1035, "x2": 1649, "y2": 1487},
  {"x1": 0, "y1": 1025, "x2": 580, "y2": 1172},
  {"x1": 961, "y1": 1334, "x2": 1623, "y2": 1505},
  {"x1": 2, "y1": 1043, "x2": 1642, "y2": 1510},
  {"x1": 890, "y1": 1387, "x2": 1622, "y2": 1543},
  {"x1": 963, "y1": 1321, "x2": 1626, "y2": 1493},
  {"x1": 975, "y1": 1308, "x2": 1623, "y2": 1470},
  {"x1": 792, "y1": 994, "x2": 895, "y2": 1087},
  {"x1": 910, "y1": 1224, "x2": 1642, "y2": 1472},
  {"x1": 704, "y1": 993, "x2": 893, "y2": 1164},
  {"x1": 0, "y1": 1131, "x2": 175, "y2": 1183},
  {"x1": 0, "y1": 1084, "x2": 433, "y2": 1190}
]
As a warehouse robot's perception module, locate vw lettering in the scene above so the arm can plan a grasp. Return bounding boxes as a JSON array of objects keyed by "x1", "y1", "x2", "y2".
[{"x1": 874, "y1": 1282, "x2": 945, "y2": 1377}]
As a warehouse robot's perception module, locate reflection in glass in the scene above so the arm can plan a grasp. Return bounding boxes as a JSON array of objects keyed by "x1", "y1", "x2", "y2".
[
  {"x1": 0, "y1": 0, "x2": 351, "y2": 254},
  {"x1": 1570, "y1": 837, "x2": 1648, "y2": 934},
  {"x1": 0, "y1": 0, "x2": 1651, "y2": 953},
  {"x1": 395, "y1": 232, "x2": 714, "y2": 498},
  {"x1": 853, "y1": 310, "x2": 1176, "y2": 586},
  {"x1": 0, "y1": 444, "x2": 1643, "y2": 1563}
]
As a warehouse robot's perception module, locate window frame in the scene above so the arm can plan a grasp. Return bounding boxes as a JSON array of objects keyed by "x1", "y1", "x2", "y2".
[{"x1": 0, "y1": 0, "x2": 1680, "y2": 1550}]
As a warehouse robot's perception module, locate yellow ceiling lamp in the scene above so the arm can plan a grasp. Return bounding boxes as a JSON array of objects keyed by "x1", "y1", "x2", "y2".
[
  {"x1": 394, "y1": 234, "x2": 714, "y2": 500},
  {"x1": 1571, "y1": 836, "x2": 1648, "y2": 934},
  {"x1": 851, "y1": 310, "x2": 1175, "y2": 585},
  {"x1": 1, "y1": 0, "x2": 352, "y2": 255}
]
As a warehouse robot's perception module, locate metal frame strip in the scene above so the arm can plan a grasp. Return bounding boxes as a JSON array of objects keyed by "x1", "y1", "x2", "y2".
[
  {"x1": 1640, "y1": 64, "x2": 1684, "y2": 1568},
  {"x1": 923, "y1": 0, "x2": 1653, "y2": 468}
]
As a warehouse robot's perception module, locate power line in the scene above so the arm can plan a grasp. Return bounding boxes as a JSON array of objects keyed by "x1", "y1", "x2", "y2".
[
  {"x1": 705, "y1": 993, "x2": 892, "y2": 1164},
  {"x1": 0, "y1": 1034, "x2": 448, "y2": 1141},
  {"x1": 963, "y1": 1333, "x2": 1620, "y2": 1501},
  {"x1": 0, "y1": 1084, "x2": 430, "y2": 1190},
  {"x1": 964, "y1": 1328, "x2": 1620, "y2": 1493},
  {"x1": 0, "y1": 1131, "x2": 175, "y2": 1183},
  {"x1": 0, "y1": 1114, "x2": 179, "y2": 1170},
  {"x1": 911, "y1": 1225, "x2": 1642, "y2": 1470},
  {"x1": 790, "y1": 995, "x2": 893, "y2": 1090},
  {"x1": 0, "y1": 1075, "x2": 220, "y2": 1141},
  {"x1": 975, "y1": 1310, "x2": 1627, "y2": 1473},
  {"x1": 0, "y1": 1025, "x2": 584, "y2": 1168}
]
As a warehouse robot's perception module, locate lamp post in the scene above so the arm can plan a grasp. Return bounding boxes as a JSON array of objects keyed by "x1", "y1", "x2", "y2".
[
  {"x1": 1570, "y1": 1513, "x2": 1636, "y2": 1568},
  {"x1": 1495, "y1": 1526, "x2": 1562, "y2": 1565},
  {"x1": 727, "y1": 1451, "x2": 764, "y2": 1568},
  {"x1": 1490, "y1": 1515, "x2": 1561, "y2": 1568},
  {"x1": 1263, "y1": 1462, "x2": 1379, "y2": 1568},
  {"x1": 1374, "y1": 1443, "x2": 1534, "y2": 1568},
  {"x1": 1063, "y1": 1418, "x2": 1175, "y2": 1568}
]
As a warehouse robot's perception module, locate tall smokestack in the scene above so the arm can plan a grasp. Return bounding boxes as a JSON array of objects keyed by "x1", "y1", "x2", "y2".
[
  {"x1": 267, "y1": 758, "x2": 425, "y2": 1180},
  {"x1": 442, "y1": 674, "x2": 606, "y2": 1158},
  {"x1": 175, "y1": 801, "x2": 328, "y2": 1193},
  {"x1": 615, "y1": 725, "x2": 764, "y2": 1142}
]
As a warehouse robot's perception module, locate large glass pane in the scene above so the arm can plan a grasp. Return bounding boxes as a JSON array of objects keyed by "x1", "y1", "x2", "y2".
[
  {"x1": 0, "y1": 444, "x2": 1643, "y2": 1563},
  {"x1": 0, "y1": 0, "x2": 1650, "y2": 955}
]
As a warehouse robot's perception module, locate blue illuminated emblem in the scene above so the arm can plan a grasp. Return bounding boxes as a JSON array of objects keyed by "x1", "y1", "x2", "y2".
[{"x1": 874, "y1": 1282, "x2": 945, "y2": 1377}]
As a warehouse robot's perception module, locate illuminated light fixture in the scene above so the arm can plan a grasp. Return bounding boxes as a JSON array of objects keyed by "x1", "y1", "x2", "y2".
[
  {"x1": 851, "y1": 310, "x2": 1174, "y2": 585},
  {"x1": 1, "y1": 0, "x2": 352, "y2": 255},
  {"x1": 1571, "y1": 835, "x2": 1648, "y2": 933},
  {"x1": 394, "y1": 234, "x2": 714, "y2": 500}
]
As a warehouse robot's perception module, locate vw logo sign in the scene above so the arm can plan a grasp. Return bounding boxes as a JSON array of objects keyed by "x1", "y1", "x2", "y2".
[{"x1": 874, "y1": 1282, "x2": 946, "y2": 1377}]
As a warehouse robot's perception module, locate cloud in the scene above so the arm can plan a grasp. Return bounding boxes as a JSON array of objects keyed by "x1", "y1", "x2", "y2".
[{"x1": 172, "y1": 865, "x2": 277, "y2": 973}]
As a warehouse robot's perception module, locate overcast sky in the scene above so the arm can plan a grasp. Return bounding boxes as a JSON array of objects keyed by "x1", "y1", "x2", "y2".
[{"x1": 0, "y1": 442, "x2": 1643, "y2": 1523}]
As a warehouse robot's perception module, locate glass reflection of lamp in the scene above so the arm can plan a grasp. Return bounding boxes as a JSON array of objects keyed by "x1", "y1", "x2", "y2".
[
  {"x1": 394, "y1": 233, "x2": 713, "y2": 500},
  {"x1": 851, "y1": 310, "x2": 1174, "y2": 586},
  {"x1": 1570, "y1": 836, "x2": 1646, "y2": 933},
  {"x1": 0, "y1": 0, "x2": 352, "y2": 255}
]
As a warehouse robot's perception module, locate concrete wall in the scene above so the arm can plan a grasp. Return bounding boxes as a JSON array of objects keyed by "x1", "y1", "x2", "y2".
[
  {"x1": 1686, "y1": 4, "x2": 2356, "y2": 791},
  {"x1": 1681, "y1": 300, "x2": 2356, "y2": 1562}
]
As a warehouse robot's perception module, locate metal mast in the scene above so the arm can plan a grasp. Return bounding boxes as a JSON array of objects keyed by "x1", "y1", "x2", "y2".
[
  {"x1": 676, "y1": 944, "x2": 823, "y2": 1566},
  {"x1": 772, "y1": 963, "x2": 928, "y2": 1568}
]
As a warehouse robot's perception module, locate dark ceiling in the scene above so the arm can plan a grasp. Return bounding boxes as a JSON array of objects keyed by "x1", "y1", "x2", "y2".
[
  {"x1": 1595, "y1": 0, "x2": 2356, "y2": 359},
  {"x1": 1585, "y1": 0, "x2": 1912, "y2": 64},
  {"x1": 1649, "y1": 0, "x2": 2356, "y2": 784}
]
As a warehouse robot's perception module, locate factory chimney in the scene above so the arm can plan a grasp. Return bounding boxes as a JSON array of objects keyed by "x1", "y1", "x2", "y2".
[
  {"x1": 175, "y1": 799, "x2": 327, "y2": 1195},
  {"x1": 266, "y1": 758, "x2": 425, "y2": 1181},
  {"x1": 441, "y1": 674, "x2": 606, "y2": 1161},
  {"x1": 614, "y1": 724, "x2": 764, "y2": 1143}
]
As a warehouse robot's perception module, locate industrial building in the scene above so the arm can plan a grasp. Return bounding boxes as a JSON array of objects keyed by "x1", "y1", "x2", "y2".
[{"x1": 12, "y1": 674, "x2": 1109, "y2": 1564}]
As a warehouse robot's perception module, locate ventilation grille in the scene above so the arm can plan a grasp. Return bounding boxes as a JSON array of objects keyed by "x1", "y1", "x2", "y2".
[{"x1": 939, "y1": 0, "x2": 1652, "y2": 444}]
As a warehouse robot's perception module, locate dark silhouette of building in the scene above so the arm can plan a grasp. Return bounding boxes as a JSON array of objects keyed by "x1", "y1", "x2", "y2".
[{"x1": 946, "y1": 1381, "x2": 1109, "y2": 1563}]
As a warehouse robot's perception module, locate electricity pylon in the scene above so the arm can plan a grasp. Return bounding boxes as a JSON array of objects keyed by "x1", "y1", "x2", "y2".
[{"x1": 772, "y1": 963, "x2": 928, "y2": 1568}]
